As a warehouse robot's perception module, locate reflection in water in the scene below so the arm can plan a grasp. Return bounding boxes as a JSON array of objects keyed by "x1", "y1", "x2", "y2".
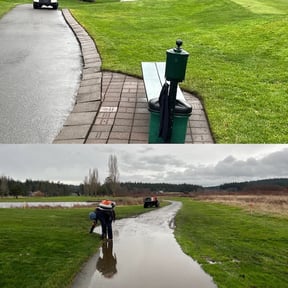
[{"x1": 96, "y1": 240, "x2": 117, "y2": 279}]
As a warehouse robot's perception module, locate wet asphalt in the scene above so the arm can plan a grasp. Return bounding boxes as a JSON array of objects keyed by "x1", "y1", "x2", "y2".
[
  {"x1": 0, "y1": 4, "x2": 81, "y2": 143},
  {"x1": 72, "y1": 201, "x2": 217, "y2": 288}
]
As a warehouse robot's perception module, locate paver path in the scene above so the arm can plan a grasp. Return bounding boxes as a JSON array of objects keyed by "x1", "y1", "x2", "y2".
[{"x1": 53, "y1": 9, "x2": 214, "y2": 144}]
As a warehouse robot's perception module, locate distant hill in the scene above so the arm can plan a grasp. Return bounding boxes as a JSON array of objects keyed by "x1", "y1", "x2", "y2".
[{"x1": 206, "y1": 178, "x2": 288, "y2": 192}]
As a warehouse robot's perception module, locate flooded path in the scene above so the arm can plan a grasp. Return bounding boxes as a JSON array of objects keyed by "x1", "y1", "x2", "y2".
[{"x1": 72, "y1": 201, "x2": 217, "y2": 288}]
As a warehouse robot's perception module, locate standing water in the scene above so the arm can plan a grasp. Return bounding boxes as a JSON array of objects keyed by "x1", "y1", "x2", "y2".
[{"x1": 72, "y1": 201, "x2": 217, "y2": 288}]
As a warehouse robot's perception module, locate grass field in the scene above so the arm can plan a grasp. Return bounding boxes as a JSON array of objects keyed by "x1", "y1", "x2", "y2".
[
  {"x1": 0, "y1": 195, "x2": 286, "y2": 287},
  {"x1": 60, "y1": 0, "x2": 288, "y2": 143},
  {"x1": 174, "y1": 196, "x2": 288, "y2": 288},
  {"x1": 0, "y1": 204, "x2": 158, "y2": 288},
  {"x1": 1, "y1": 0, "x2": 288, "y2": 142}
]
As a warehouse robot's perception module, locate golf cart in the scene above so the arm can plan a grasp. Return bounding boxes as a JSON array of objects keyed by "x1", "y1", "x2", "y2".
[
  {"x1": 33, "y1": 0, "x2": 58, "y2": 9},
  {"x1": 143, "y1": 196, "x2": 160, "y2": 208}
]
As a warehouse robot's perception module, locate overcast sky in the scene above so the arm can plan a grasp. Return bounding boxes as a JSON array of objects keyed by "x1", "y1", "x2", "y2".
[{"x1": 0, "y1": 144, "x2": 288, "y2": 187}]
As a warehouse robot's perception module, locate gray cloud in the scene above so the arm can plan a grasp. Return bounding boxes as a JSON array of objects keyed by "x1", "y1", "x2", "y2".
[
  {"x1": 156, "y1": 147, "x2": 288, "y2": 186},
  {"x1": 0, "y1": 144, "x2": 287, "y2": 186}
]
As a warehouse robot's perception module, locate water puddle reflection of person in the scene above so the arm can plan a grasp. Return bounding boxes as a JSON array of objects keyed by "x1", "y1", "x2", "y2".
[{"x1": 96, "y1": 240, "x2": 117, "y2": 279}]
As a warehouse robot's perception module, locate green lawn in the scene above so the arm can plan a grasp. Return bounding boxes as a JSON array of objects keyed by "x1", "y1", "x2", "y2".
[
  {"x1": 0, "y1": 204, "x2": 156, "y2": 288},
  {"x1": 1, "y1": 0, "x2": 287, "y2": 142},
  {"x1": 0, "y1": 199, "x2": 286, "y2": 287},
  {"x1": 174, "y1": 199, "x2": 288, "y2": 288},
  {"x1": 66, "y1": 0, "x2": 288, "y2": 143}
]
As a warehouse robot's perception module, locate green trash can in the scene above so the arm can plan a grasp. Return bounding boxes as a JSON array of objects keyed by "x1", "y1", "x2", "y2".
[{"x1": 148, "y1": 98, "x2": 192, "y2": 143}]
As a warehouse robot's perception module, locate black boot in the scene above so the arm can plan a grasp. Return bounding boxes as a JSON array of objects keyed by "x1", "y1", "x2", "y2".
[{"x1": 101, "y1": 233, "x2": 106, "y2": 240}]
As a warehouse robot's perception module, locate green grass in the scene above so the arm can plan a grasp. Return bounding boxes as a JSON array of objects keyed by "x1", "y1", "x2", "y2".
[
  {"x1": 1, "y1": 0, "x2": 288, "y2": 142},
  {"x1": 0, "y1": 208, "x2": 96, "y2": 288},
  {"x1": 0, "y1": 0, "x2": 29, "y2": 17},
  {"x1": 66, "y1": 0, "x2": 288, "y2": 143},
  {"x1": 0, "y1": 204, "x2": 156, "y2": 288},
  {"x1": 1, "y1": 198, "x2": 286, "y2": 287},
  {"x1": 174, "y1": 198, "x2": 288, "y2": 288}
]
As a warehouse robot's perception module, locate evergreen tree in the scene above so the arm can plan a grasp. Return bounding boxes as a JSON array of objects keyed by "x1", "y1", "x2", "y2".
[{"x1": 0, "y1": 176, "x2": 9, "y2": 197}]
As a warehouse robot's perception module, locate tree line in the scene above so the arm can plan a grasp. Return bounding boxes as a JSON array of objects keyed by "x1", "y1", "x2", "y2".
[
  {"x1": 119, "y1": 182, "x2": 202, "y2": 194},
  {"x1": 0, "y1": 176, "x2": 80, "y2": 198},
  {"x1": 1, "y1": 153, "x2": 204, "y2": 198},
  {"x1": 0, "y1": 177, "x2": 202, "y2": 198},
  {"x1": 0, "y1": 154, "x2": 120, "y2": 198},
  {"x1": 208, "y1": 178, "x2": 288, "y2": 192},
  {"x1": 2, "y1": 164, "x2": 288, "y2": 198}
]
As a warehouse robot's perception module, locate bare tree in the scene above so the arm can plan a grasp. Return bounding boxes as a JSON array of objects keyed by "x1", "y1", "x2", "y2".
[
  {"x1": 83, "y1": 168, "x2": 100, "y2": 196},
  {"x1": 89, "y1": 168, "x2": 99, "y2": 196},
  {"x1": 83, "y1": 175, "x2": 90, "y2": 196},
  {"x1": 108, "y1": 155, "x2": 120, "y2": 197}
]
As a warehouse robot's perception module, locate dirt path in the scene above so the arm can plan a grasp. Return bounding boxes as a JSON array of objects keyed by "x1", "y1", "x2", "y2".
[{"x1": 72, "y1": 201, "x2": 217, "y2": 288}]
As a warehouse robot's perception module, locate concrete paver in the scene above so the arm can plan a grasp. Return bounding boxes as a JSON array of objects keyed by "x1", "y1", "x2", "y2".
[
  {"x1": 55, "y1": 125, "x2": 91, "y2": 141},
  {"x1": 53, "y1": 9, "x2": 214, "y2": 144},
  {"x1": 64, "y1": 112, "x2": 97, "y2": 126}
]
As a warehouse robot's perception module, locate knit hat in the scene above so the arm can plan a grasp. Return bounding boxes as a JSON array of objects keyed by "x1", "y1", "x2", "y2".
[{"x1": 99, "y1": 200, "x2": 114, "y2": 209}]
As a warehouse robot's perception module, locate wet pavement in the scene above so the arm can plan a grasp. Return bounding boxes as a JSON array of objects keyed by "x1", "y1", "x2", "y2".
[
  {"x1": 53, "y1": 10, "x2": 214, "y2": 144},
  {"x1": 72, "y1": 201, "x2": 217, "y2": 288},
  {"x1": 0, "y1": 4, "x2": 81, "y2": 143}
]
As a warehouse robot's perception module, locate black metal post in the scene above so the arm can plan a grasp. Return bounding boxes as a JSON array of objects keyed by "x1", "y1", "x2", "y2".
[{"x1": 167, "y1": 80, "x2": 178, "y2": 143}]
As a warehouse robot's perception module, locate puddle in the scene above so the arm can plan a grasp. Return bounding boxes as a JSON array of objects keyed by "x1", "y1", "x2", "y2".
[
  {"x1": 72, "y1": 201, "x2": 217, "y2": 288},
  {"x1": 0, "y1": 202, "x2": 93, "y2": 208}
]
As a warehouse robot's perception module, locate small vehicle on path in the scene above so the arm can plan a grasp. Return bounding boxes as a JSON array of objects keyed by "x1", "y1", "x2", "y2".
[
  {"x1": 143, "y1": 196, "x2": 160, "y2": 208},
  {"x1": 33, "y1": 0, "x2": 58, "y2": 9}
]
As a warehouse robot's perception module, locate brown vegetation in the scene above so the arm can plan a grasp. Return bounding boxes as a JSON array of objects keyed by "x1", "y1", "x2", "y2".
[
  {"x1": 191, "y1": 190, "x2": 288, "y2": 217},
  {"x1": 19, "y1": 197, "x2": 145, "y2": 209}
]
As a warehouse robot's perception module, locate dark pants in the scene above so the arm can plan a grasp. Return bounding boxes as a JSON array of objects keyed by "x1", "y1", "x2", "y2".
[{"x1": 97, "y1": 211, "x2": 113, "y2": 240}]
